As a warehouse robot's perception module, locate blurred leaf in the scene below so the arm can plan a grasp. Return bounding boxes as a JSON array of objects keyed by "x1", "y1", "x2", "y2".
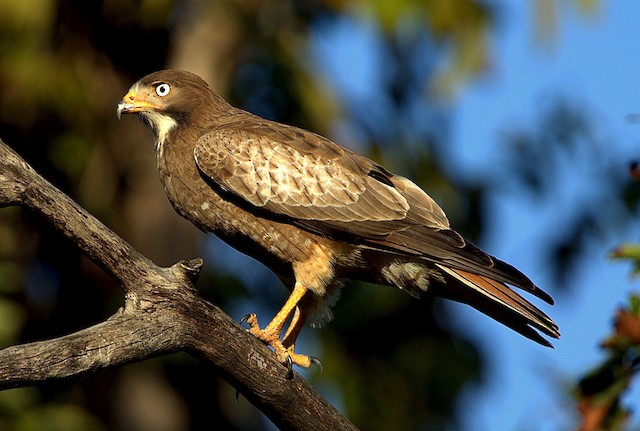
[
  {"x1": 611, "y1": 244, "x2": 640, "y2": 276},
  {"x1": 534, "y1": 0, "x2": 600, "y2": 46},
  {"x1": 48, "y1": 134, "x2": 92, "y2": 178},
  {"x1": 0, "y1": 0, "x2": 55, "y2": 30},
  {"x1": 0, "y1": 299, "x2": 25, "y2": 345},
  {"x1": 13, "y1": 403, "x2": 106, "y2": 431}
]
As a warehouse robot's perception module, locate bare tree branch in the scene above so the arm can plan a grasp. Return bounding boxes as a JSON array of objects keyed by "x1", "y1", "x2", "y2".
[{"x1": 0, "y1": 138, "x2": 358, "y2": 431}]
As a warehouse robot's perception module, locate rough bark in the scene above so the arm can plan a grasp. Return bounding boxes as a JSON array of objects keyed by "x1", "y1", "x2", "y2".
[{"x1": 0, "y1": 138, "x2": 358, "y2": 431}]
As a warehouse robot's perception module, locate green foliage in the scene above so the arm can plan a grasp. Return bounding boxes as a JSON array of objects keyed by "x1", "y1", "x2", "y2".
[
  {"x1": 611, "y1": 244, "x2": 640, "y2": 277},
  {"x1": 0, "y1": 388, "x2": 106, "y2": 431}
]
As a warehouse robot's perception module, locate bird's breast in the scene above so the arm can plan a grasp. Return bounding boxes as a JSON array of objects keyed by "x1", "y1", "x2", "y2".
[{"x1": 155, "y1": 136, "x2": 356, "y2": 291}]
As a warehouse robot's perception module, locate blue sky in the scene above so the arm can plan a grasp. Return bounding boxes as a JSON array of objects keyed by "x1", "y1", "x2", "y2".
[
  {"x1": 308, "y1": 1, "x2": 640, "y2": 430},
  {"x1": 448, "y1": 2, "x2": 640, "y2": 430}
]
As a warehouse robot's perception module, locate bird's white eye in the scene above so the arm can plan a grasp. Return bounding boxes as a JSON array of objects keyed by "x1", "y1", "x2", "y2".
[{"x1": 155, "y1": 83, "x2": 171, "y2": 97}]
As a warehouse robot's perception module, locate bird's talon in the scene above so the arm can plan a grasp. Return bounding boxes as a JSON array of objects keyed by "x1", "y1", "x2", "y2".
[
  {"x1": 240, "y1": 313, "x2": 261, "y2": 333},
  {"x1": 285, "y1": 355, "x2": 294, "y2": 379},
  {"x1": 310, "y1": 356, "x2": 324, "y2": 374},
  {"x1": 239, "y1": 313, "x2": 252, "y2": 325}
]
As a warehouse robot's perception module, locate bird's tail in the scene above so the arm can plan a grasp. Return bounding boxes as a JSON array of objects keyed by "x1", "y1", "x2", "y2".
[{"x1": 435, "y1": 266, "x2": 560, "y2": 346}]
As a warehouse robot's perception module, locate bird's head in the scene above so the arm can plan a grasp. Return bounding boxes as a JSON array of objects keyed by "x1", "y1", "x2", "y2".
[{"x1": 117, "y1": 70, "x2": 222, "y2": 147}]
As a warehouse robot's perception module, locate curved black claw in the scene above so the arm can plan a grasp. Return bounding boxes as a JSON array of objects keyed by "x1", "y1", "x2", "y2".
[
  {"x1": 235, "y1": 389, "x2": 241, "y2": 402},
  {"x1": 239, "y1": 313, "x2": 254, "y2": 325},
  {"x1": 310, "y1": 356, "x2": 324, "y2": 374},
  {"x1": 285, "y1": 355, "x2": 294, "y2": 380}
]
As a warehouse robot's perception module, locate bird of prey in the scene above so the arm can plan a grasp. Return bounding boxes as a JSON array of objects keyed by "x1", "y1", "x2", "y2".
[{"x1": 117, "y1": 69, "x2": 559, "y2": 374}]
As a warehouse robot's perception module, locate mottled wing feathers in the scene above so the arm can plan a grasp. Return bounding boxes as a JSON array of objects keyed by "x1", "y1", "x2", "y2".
[
  {"x1": 193, "y1": 120, "x2": 551, "y2": 306},
  {"x1": 194, "y1": 123, "x2": 415, "y2": 236}
]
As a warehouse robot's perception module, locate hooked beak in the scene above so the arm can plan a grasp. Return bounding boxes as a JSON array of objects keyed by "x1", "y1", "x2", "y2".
[{"x1": 117, "y1": 90, "x2": 161, "y2": 119}]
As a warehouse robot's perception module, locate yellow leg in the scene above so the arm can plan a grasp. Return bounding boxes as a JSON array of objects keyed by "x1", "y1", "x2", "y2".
[
  {"x1": 263, "y1": 282, "x2": 307, "y2": 337},
  {"x1": 282, "y1": 305, "x2": 308, "y2": 349},
  {"x1": 242, "y1": 282, "x2": 318, "y2": 375}
]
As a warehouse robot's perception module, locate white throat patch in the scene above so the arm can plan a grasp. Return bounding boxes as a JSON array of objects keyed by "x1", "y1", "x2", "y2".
[{"x1": 142, "y1": 110, "x2": 178, "y2": 156}]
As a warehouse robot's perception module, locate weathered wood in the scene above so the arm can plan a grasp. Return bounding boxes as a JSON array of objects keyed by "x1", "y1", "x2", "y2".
[{"x1": 0, "y1": 138, "x2": 358, "y2": 431}]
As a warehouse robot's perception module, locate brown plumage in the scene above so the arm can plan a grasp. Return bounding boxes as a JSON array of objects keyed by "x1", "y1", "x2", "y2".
[{"x1": 117, "y1": 69, "x2": 559, "y2": 373}]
